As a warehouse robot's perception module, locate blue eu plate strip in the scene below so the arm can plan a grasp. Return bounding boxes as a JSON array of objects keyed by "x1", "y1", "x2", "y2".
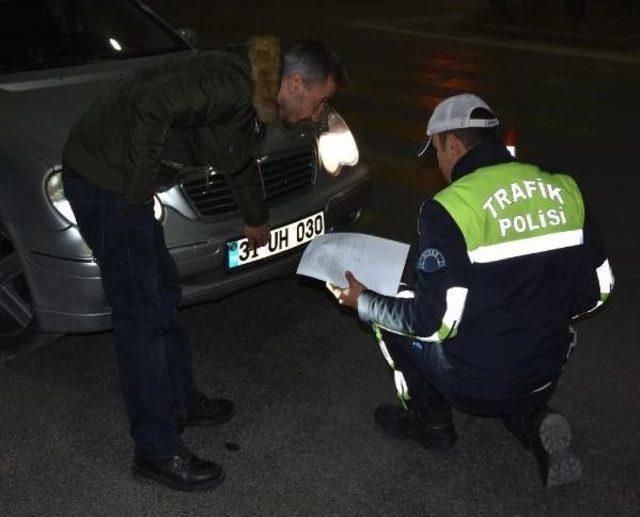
[{"x1": 228, "y1": 242, "x2": 239, "y2": 268}]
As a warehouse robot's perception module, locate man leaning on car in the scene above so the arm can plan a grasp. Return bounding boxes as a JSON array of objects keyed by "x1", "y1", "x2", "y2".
[{"x1": 61, "y1": 36, "x2": 345, "y2": 491}]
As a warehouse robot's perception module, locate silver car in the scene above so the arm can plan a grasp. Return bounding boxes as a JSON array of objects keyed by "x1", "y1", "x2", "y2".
[{"x1": 0, "y1": 0, "x2": 371, "y2": 349}]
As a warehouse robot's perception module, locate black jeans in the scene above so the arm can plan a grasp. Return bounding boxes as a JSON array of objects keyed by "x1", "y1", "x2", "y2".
[
  {"x1": 62, "y1": 167, "x2": 196, "y2": 456},
  {"x1": 377, "y1": 329, "x2": 558, "y2": 422}
]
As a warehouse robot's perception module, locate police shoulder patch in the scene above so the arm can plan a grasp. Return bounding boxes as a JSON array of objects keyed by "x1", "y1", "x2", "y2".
[{"x1": 417, "y1": 247, "x2": 447, "y2": 273}]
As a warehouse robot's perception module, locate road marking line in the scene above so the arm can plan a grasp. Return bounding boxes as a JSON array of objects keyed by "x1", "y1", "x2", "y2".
[{"x1": 350, "y1": 20, "x2": 640, "y2": 66}]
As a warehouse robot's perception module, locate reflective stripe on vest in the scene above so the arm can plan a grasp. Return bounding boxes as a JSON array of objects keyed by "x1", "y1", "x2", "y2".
[
  {"x1": 596, "y1": 259, "x2": 614, "y2": 302},
  {"x1": 372, "y1": 287, "x2": 468, "y2": 343},
  {"x1": 422, "y1": 286, "x2": 468, "y2": 341},
  {"x1": 573, "y1": 258, "x2": 615, "y2": 318},
  {"x1": 468, "y1": 229, "x2": 583, "y2": 263},
  {"x1": 434, "y1": 163, "x2": 585, "y2": 264}
]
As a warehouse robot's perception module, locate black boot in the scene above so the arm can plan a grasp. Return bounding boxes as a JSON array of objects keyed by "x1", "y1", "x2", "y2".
[
  {"x1": 533, "y1": 410, "x2": 582, "y2": 487},
  {"x1": 179, "y1": 391, "x2": 235, "y2": 429},
  {"x1": 374, "y1": 404, "x2": 457, "y2": 451},
  {"x1": 132, "y1": 448, "x2": 225, "y2": 491},
  {"x1": 504, "y1": 408, "x2": 582, "y2": 487}
]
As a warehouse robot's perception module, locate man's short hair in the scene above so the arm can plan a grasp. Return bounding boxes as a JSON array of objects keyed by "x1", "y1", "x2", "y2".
[
  {"x1": 439, "y1": 107, "x2": 499, "y2": 149},
  {"x1": 282, "y1": 40, "x2": 347, "y2": 88}
]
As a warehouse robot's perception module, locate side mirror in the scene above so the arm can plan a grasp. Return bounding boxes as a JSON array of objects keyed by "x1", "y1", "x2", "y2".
[{"x1": 176, "y1": 27, "x2": 198, "y2": 48}]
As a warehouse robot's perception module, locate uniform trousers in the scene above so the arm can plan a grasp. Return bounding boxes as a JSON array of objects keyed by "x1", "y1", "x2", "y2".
[{"x1": 377, "y1": 328, "x2": 559, "y2": 424}]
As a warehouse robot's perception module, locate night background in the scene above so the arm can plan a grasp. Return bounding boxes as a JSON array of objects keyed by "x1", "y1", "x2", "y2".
[{"x1": 1, "y1": 1, "x2": 638, "y2": 514}]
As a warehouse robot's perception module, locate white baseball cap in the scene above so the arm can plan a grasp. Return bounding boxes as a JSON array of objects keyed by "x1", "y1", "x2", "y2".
[{"x1": 417, "y1": 93, "x2": 499, "y2": 157}]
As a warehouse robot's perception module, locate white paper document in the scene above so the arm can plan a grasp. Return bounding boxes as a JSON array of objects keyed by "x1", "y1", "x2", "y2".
[{"x1": 296, "y1": 233, "x2": 410, "y2": 297}]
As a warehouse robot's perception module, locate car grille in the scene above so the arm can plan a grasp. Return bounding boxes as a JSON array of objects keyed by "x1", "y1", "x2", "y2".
[{"x1": 180, "y1": 145, "x2": 316, "y2": 217}]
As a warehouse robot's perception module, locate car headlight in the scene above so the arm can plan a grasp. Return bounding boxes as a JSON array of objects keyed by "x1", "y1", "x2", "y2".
[
  {"x1": 45, "y1": 170, "x2": 165, "y2": 225},
  {"x1": 45, "y1": 170, "x2": 78, "y2": 225},
  {"x1": 317, "y1": 110, "x2": 359, "y2": 177}
]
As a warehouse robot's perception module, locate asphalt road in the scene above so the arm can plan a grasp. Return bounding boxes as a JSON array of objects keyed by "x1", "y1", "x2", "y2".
[{"x1": 2, "y1": 1, "x2": 639, "y2": 515}]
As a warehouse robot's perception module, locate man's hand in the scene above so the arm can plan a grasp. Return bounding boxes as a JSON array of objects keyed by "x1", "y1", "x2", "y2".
[
  {"x1": 326, "y1": 271, "x2": 367, "y2": 310},
  {"x1": 244, "y1": 222, "x2": 271, "y2": 250}
]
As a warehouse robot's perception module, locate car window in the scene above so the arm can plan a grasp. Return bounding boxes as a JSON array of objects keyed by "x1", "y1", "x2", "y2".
[{"x1": 0, "y1": 0, "x2": 189, "y2": 74}]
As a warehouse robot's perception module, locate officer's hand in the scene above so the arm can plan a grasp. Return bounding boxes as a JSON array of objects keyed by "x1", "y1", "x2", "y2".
[
  {"x1": 326, "y1": 271, "x2": 366, "y2": 310},
  {"x1": 244, "y1": 222, "x2": 271, "y2": 250}
]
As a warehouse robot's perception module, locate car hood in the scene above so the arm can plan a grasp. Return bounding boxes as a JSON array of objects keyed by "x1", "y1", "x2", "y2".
[
  {"x1": 0, "y1": 81, "x2": 111, "y2": 166},
  {"x1": 0, "y1": 53, "x2": 193, "y2": 167}
]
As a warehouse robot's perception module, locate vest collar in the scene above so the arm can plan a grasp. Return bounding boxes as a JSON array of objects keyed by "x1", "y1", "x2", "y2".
[{"x1": 451, "y1": 139, "x2": 515, "y2": 182}]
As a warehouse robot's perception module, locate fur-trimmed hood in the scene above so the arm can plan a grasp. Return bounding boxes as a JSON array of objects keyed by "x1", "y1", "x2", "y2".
[{"x1": 248, "y1": 35, "x2": 281, "y2": 124}]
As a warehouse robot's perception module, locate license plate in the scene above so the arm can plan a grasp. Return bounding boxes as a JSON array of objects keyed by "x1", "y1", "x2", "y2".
[{"x1": 227, "y1": 212, "x2": 324, "y2": 268}]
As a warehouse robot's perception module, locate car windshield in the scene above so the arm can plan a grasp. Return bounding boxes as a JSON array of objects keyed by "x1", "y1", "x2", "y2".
[{"x1": 0, "y1": 0, "x2": 189, "y2": 74}]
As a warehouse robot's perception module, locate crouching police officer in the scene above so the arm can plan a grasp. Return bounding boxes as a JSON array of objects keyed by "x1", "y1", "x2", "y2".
[{"x1": 327, "y1": 94, "x2": 614, "y2": 487}]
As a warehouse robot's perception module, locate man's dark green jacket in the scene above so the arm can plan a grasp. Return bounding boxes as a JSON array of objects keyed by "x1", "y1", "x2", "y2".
[{"x1": 63, "y1": 36, "x2": 282, "y2": 226}]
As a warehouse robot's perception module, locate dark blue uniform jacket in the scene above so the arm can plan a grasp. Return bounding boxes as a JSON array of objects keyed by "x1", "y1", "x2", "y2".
[{"x1": 357, "y1": 140, "x2": 609, "y2": 400}]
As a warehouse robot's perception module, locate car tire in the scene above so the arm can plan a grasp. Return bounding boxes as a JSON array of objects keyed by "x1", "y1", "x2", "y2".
[{"x1": 0, "y1": 226, "x2": 62, "y2": 352}]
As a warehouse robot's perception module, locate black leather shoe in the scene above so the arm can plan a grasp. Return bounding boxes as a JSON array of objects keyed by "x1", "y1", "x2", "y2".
[
  {"x1": 374, "y1": 404, "x2": 457, "y2": 451},
  {"x1": 132, "y1": 449, "x2": 225, "y2": 491},
  {"x1": 180, "y1": 391, "x2": 235, "y2": 429}
]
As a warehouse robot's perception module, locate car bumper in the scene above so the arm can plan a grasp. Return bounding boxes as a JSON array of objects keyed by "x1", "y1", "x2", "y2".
[{"x1": 30, "y1": 173, "x2": 371, "y2": 333}]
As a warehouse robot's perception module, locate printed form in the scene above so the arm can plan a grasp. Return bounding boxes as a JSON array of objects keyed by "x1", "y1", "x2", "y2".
[{"x1": 296, "y1": 233, "x2": 410, "y2": 297}]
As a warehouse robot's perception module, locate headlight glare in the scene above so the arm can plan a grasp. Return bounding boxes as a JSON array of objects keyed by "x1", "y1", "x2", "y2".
[
  {"x1": 46, "y1": 170, "x2": 77, "y2": 225},
  {"x1": 153, "y1": 195, "x2": 165, "y2": 222},
  {"x1": 318, "y1": 111, "x2": 359, "y2": 176},
  {"x1": 46, "y1": 170, "x2": 166, "y2": 225}
]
